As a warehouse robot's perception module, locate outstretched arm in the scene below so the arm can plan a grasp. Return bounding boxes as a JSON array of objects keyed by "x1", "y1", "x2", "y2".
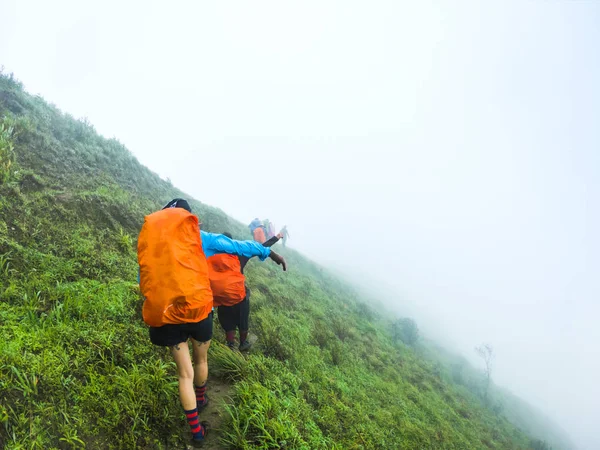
[
  {"x1": 239, "y1": 235, "x2": 281, "y2": 271},
  {"x1": 202, "y1": 231, "x2": 270, "y2": 259},
  {"x1": 263, "y1": 235, "x2": 280, "y2": 248},
  {"x1": 201, "y1": 231, "x2": 286, "y2": 271},
  {"x1": 268, "y1": 250, "x2": 286, "y2": 271}
]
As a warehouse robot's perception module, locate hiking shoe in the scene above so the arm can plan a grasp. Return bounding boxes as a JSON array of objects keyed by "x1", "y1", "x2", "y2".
[
  {"x1": 238, "y1": 340, "x2": 252, "y2": 352},
  {"x1": 197, "y1": 394, "x2": 209, "y2": 412},
  {"x1": 226, "y1": 341, "x2": 236, "y2": 350},
  {"x1": 189, "y1": 421, "x2": 209, "y2": 448}
]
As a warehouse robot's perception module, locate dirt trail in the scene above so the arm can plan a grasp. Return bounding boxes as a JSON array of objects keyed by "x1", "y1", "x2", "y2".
[
  {"x1": 156, "y1": 377, "x2": 232, "y2": 450},
  {"x1": 183, "y1": 378, "x2": 232, "y2": 450},
  {"x1": 165, "y1": 333, "x2": 257, "y2": 450},
  {"x1": 191, "y1": 336, "x2": 258, "y2": 449},
  {"x1": 196, "y1": 378, "x2": 232, "y2": 450}
]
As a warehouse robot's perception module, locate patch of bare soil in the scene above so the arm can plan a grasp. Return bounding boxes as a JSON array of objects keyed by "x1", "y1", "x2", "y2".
[{"x1": 156, "y1": 377, "x2": 232, "y2": 450}]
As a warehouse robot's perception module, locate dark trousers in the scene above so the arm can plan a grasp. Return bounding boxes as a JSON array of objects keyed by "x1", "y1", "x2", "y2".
[{"x1": 217, "y1": 288, "x2": 250, "y2": 333}]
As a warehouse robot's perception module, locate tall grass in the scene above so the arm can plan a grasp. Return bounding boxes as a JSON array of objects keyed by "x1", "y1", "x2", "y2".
[{"x1": 0, "y1": 69, "x2": 562, "y2": 449}]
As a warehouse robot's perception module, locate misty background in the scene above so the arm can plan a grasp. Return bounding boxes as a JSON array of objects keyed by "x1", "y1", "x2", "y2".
[{"x1": 1, "y1": 1, "x2": 598, "y2": 448}]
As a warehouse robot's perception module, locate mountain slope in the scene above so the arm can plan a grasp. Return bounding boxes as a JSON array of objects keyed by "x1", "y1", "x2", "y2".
[{"x1": 0, "y1": 70, "x2": 548, "y2": 449}]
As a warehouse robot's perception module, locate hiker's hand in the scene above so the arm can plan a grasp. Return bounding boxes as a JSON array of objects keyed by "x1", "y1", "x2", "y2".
[
  {"x1": 269, "y1": 251, "x2": 287, "y2": 271},
  {"x1": 276, "y1": 232, "x2": 283, "y2": 239}
]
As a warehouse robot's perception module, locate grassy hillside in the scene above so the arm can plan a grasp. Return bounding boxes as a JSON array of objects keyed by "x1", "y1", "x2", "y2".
[{"x1": 0, "y1": 70, "x2": 556, "y2": 449}]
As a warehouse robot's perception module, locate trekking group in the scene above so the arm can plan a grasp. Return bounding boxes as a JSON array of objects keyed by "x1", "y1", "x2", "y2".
[
  {"x1": 137, "y1": 199, "x2": 288, "y2": 446},
  {"x1": 248, "y1": 217, "x2": 290, "y2": 247}
]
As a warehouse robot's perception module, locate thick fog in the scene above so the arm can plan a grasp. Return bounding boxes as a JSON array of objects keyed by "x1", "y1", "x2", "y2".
[{"x1": 2, "y1": 1, "x2": 599, "y2": 447}]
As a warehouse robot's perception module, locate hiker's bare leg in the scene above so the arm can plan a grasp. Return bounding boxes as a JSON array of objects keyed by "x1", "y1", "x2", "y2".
[
  {"x1": 170, "y1": 341, "x2": 195, "y2": 410},
  {"x1": 191, "y1": 338, "x2": 210, "y2": 387}
]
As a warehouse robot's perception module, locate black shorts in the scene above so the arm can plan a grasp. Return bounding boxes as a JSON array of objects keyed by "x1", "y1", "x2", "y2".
[
  {"x1": 217, "y1": 289, "x2": 250, "y2": 332},
  {"x1": 149, "y1": 312, "x2": 213, "y2": 347}
]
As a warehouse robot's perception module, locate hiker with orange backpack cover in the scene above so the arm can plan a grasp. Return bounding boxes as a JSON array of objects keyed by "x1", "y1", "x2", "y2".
[
  {"x1": 137, "y1": 199, "x2": 286, "y2": 447},
  {"x1": 252, "y1": 225, "x2": 266, "y2": 243},
  {"x1": 207, "y1": 231, "x2": 283, "y2": 352}
]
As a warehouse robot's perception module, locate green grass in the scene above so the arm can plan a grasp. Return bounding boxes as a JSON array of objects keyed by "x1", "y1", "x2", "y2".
[{"x1": 0, "y1": 69, "x2": 562, "y2": 449}]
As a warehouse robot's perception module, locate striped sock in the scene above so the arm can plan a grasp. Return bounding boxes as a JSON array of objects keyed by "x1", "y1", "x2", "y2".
[
  {"x1": 195, "y1": 382, "x2": 207, "y2": 406},
  {"x1": 184, "y1": 408, "x2": 205, "y2": 440}
]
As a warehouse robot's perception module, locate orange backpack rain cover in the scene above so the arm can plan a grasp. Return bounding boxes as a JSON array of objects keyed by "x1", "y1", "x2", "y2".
[
  {"x1": 207, "y1": 254, "x2": 246, "y2": 307},
  {"x1": 253, "y1": 227, "x2": 266, "y2": 243},
  {"x1": 137, "y1": 208, "x2": 213, "y2": 327}
]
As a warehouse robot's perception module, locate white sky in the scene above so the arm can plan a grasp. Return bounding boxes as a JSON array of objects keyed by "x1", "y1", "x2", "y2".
[{"x1": 1, "y1": 1, "x2": 599, "y2": 447}]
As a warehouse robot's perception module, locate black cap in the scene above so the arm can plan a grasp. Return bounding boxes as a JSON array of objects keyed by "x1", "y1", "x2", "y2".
[{"x1": 162, "y1": 198, "x2": 191, "y2": 212}]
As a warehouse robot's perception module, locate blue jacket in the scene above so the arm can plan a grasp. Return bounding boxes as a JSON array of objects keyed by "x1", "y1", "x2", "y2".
[
  {"x1": 200, "y1": 231, "x2": 271, "y2": 259},
  {"x1": 248, "y1": 219, "x2": 262, "y2": 232}
]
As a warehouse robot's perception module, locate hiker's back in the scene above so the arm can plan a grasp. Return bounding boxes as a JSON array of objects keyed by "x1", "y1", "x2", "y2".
[
  {"x1": 207, "y1": 253, "x2": 246, "y2": 306},
  {"x1": 138, "y1": 208, "x2": 213, "y2": 326}
]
